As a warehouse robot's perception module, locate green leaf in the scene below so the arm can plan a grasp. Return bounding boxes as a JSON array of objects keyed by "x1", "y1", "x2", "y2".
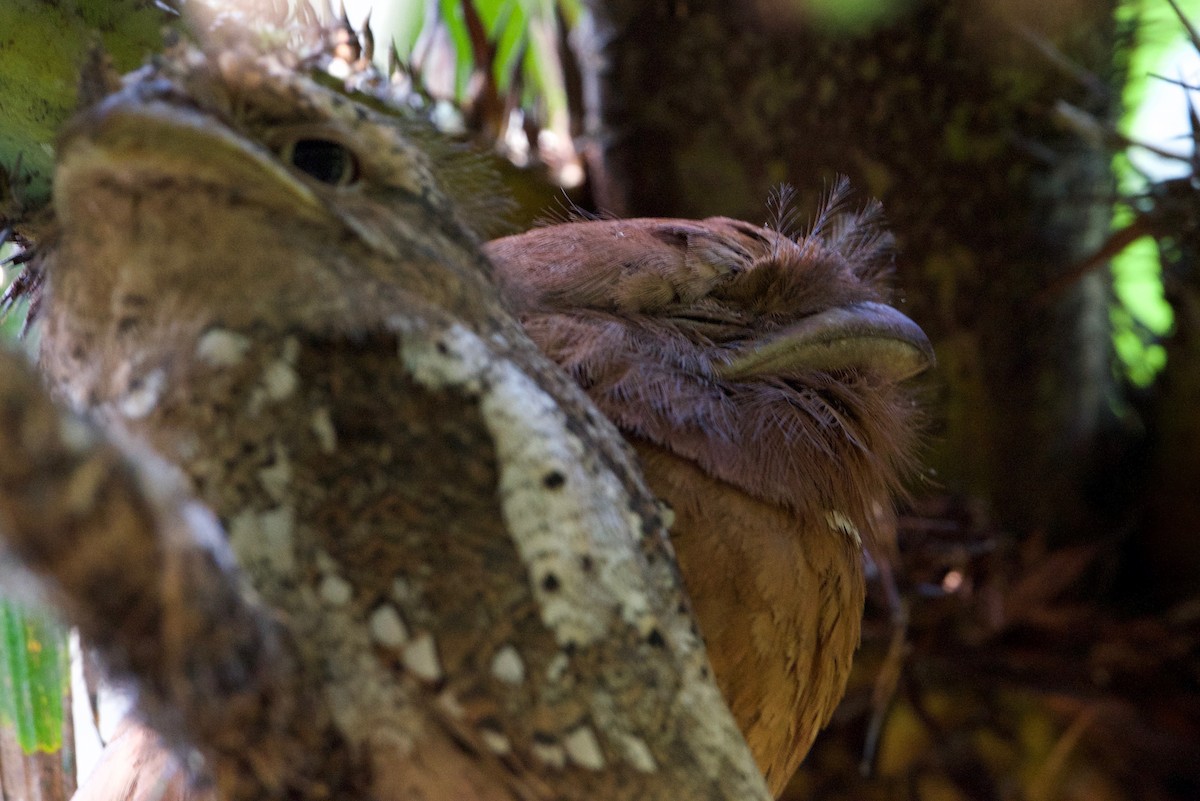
[
  {"x1": 491, "y1": 2, "x2": 528, "y2": 95},
  {"x1": 473, "y1": 0, "x2": 510, "y2": 30},
  {"x1": 0, "y1": 602, "x2": 69, "y2": 753},
  {"x1": 1108, "y1": 0, "x2": 1197, "y2": 386},
  {"x1": 1120, "y1": 0, "x2": 1200, "y2": 118},
  {"x1": 380, "y1": 0, "x2": 427, "y2": 63},
  {"x1": 2, "y1": 240, "x2": 31, "y2": 340},
  {"x1": 555, "y1": 0, "x2": 583, "y2": 29},
  {"x1": 438, "y1": 0, "x2": 476, "y2": 101},
  {"x1": 0, "y1": 296, "x2": 30, "y2": 341},
  {"x1": 520, "y1": 0, "x2": 569, "y2": 132},
  {"x1": 796, "y1": 0, "x2": 915, "y2": 32}
]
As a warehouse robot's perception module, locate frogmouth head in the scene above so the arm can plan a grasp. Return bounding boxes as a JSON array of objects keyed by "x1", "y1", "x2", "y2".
[
  {"x1": 41, "y1": 41, "x2": 502, "y2": 333},
  {"x1": 486, "y1": 197, "x2": 934, "y2": 542}
]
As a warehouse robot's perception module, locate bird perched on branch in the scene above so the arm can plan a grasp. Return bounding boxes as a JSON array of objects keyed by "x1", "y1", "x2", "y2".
[
  {"x1": 4, "y1": 19, "x2": 775, "y2": 801},
  {"x1": 485, "y1": 200, "x2": 933, "y2": 794},
  {"x1": 62, "y1": 195, "x2": 931, "y2": 801},
  {"x1": 9, "y1": 12, "x2": 929, "y2": 801}
]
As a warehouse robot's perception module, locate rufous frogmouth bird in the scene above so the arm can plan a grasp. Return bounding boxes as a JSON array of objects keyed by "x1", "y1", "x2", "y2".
[{"x1": 485, "y1": 205, "x2": 932, "y2": 793}]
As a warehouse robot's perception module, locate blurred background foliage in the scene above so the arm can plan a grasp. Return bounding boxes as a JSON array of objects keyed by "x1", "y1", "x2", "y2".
[{"x1": 1108, "y1": 0, "x2": 1196, "y2": 386}]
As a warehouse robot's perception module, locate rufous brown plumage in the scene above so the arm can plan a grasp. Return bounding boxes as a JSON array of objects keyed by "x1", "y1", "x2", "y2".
[{"x1": 485, "y1": 201, "x2": 932, "y2": 793}]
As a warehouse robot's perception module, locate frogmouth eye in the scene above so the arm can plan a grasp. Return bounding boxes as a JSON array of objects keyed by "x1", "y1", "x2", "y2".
[{"x1": 281, "y1": 138, "x2": 360, "y2": 186}]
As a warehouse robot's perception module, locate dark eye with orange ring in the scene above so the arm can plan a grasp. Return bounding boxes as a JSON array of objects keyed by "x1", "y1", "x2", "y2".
[{"x1": 281, "y1": 138, "x2": 359, "y2": 186}]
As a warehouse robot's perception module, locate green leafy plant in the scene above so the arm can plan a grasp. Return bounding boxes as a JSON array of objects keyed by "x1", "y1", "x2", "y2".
[
  {"x1": 1110, "y1": 0, "x2": 1198, "y2": 385},
  {"x1": 0, "y1": 603, "x2": 68, "y2": 753}
]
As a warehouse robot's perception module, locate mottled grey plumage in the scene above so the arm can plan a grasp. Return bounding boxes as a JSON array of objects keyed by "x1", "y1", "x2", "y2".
[{"x1": 1, "y1": 29, "x2": 771, "y2": 801}]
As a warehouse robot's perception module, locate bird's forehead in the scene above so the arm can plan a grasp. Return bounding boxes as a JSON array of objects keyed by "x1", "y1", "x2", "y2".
[
  {"x1": 154, "y1": 48, "x2": 364, "y2": 135},
  {"x1": 155, "y1": 45, "x2": 448, "y2": 199}
]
